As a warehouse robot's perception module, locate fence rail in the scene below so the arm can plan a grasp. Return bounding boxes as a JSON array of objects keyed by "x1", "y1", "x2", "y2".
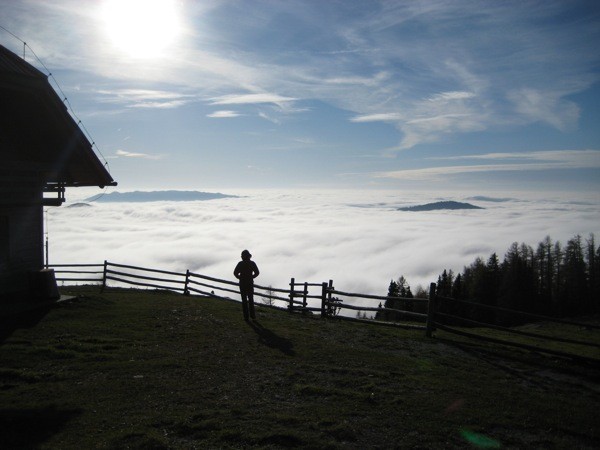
[
  {"x1": 435, "y1": 294, "x2": 600, "y2": 330},
  {"x1": 51, "y1": 263, "x2": 104, "y2": 284},
  {"x1": 327, "y1": 286, "x2": 429, "y2": 329},
  {"x1": 426, "y1": 283, "x2": 599, "y2": 363},
  {"x1": 49, "y1": 261, "x2": 599, "y2": 362},
  {"x1": 49, "y1": 262, "x2": 428, "y2": 328}
]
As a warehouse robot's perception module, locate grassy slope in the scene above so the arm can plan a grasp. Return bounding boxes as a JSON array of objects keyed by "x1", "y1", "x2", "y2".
[{"x1": 0, "y1": 287, "x2": 598, "y2": 449}]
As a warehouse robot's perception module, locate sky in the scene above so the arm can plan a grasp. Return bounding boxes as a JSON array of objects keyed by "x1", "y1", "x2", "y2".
[
  {"x1": 1, "y1": 0, "x2": 600, "y2": 192},
  {"x1": 2, "y1": 1, "x2": 600, "y2": 298}
]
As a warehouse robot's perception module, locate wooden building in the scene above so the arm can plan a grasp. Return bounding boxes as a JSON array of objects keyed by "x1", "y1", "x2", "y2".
[{"x1": 0, "y1": 44, "x2": 116, "y2": 305}]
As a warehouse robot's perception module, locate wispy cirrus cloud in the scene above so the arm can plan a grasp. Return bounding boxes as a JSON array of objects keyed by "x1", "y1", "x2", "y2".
[
  {"x1": 428, "y1": 91, "x2": 476, "y2": 102},
  {"x1": 96, "y1": 89, "x2": 195, "y2": 109},
  {"x1": 392, "y1": 85, "x2": 487, "y2": 150},
  {"x1": 376, "y1": 164, "x2": 571, "y2": 181},
  {"x1": 210, "y1": 93, "x2": 297, "y2": 107},
  {"x1": 432, "y1": 150, "x2": 600, "y2": 163},
  {"x1": 115, "y1": 149, "x2": 164, "y2": 160},
  {"x1": 207, "y1": 110, "x2": 241, "y2": 118},
  {"x1": 258, "y1": 111, "x2": 280, "y2": 124},
  {"x1": 507, "y1": 88, "x2": 581, "y2": 131},
  {"x1": 350, "y1": 112, "x2": 403, "y2": 123},
  {"x1": 349, "y1": 90, "x2": 481, "y2": 149},
  {"x1": 322, "y1": 71, "x2": 391, "y2": 87},
  {"x1": 376, "y1": 150, "x2": 600, "y2": 180}
]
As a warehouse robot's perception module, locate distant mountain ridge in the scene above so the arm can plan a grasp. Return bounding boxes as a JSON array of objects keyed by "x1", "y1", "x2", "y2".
[
  {"x1": 398, "y1": 201, "x2": 483, "y2": 211},
  {"x1": 86, "y1": 190, "x2": 239, "y2": 203}
]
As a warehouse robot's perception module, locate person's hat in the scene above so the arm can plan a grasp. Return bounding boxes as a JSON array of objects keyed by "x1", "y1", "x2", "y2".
[{"x1": 241, "y1": 249, "x2": 252, "y2": 258}]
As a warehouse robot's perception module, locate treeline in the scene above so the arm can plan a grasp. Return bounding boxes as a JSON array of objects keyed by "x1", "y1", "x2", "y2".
[
  {"x1": 379, "y1": 234, "x2": 599, "y2": 325},
  {"x1": 375, "y1": 276, "x2": 422, "y2": 322}
]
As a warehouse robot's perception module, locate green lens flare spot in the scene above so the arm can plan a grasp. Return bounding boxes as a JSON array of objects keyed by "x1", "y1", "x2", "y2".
[{"x1": 460, "y1": 429, "x2": 501, "y2": 448}]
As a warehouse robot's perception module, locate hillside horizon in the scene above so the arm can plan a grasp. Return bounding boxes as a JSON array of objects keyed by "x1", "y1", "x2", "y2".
[
  {"x1": 398, "y1": 201, "x2": 484, "y2": 211},
  {"x1": 86, "y1": 190, "x2": 239, "y2": 203}
]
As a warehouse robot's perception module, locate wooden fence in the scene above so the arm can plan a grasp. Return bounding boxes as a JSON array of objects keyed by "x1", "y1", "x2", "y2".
[
  {"x1": 50, "y1": 262, "x2": 599, "y2": 362},
  {"x1": 49, "y1": 261, "x2": 426, "y2": 327},
  {"x1": 50, "y1": 261, "x2": 288, "y2": 307},
  {"x1": 326, "y1": 286, "x2": 429, "y2": 329},
  {"x1": 426, "y1": 283, "x2": 600, "y2": 363}
]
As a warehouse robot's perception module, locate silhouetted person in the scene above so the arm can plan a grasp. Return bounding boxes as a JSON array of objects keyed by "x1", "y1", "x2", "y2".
[{"x1": 234, "y1": 250, "x2": 260, "y2": 320}]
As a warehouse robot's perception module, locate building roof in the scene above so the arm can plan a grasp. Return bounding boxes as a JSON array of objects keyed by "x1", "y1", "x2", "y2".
[{"x1": 0, "y1": 44, "x2": 116, "y2": 188}]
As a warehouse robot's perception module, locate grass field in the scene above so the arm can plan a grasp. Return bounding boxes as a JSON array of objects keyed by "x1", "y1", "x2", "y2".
[{"x1": 1, "y1": 287, "x2": 598, "y2": 449}]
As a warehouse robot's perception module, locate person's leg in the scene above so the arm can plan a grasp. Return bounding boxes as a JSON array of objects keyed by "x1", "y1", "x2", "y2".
[
  {"x1": 241, "y1": 291, "x2": 249, "y2": 320},
  {"x1": 248, "y1": 289, "x2": 256, "y2": 319}
]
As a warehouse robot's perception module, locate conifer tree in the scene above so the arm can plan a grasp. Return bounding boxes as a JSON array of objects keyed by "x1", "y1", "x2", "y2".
[
  {"x1": 390, "y1": 232, "x2": 597, "y2": 323},
  {"x1": 451, "y1": 273, "x2": 464, "y2": 299},
  {"x1": 562, "y1": 235, "x2": 587, "y2": 315},
  {"x1": 536, "y1": 236, "x2": 555, "y2": 314},
  {"x1": 387, "y1": 280, "x2": 399, "y2": 298},
  {"x1": 485, "y1": 253, "x2": 501, "y2": 304},
  {"x1": 397, "y1": 276, "x2": 410, "y2": 297},
  {"x1": 437, "y1": 270, "x2": 453, "y2": 297},
  {"x1": 498, "y1": 242, "x2": 537, "y2": 324},
  {"x1": 586, "y1": 234, "x2": 599, "y2": 312},
  {"x1": 553, "y1": 241, "x2": 564, "y2": 312},
  {"x1": 595, "y1": 244, "x2": 600, "y2": 312}
]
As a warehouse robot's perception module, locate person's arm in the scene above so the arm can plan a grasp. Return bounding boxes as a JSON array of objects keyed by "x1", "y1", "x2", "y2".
[
  {"x1": 252, "y1": 262, "x2": 260, "y2": 278},
  {"x1": 233, "y1": 262, "x2": 241, "y2": 279}
]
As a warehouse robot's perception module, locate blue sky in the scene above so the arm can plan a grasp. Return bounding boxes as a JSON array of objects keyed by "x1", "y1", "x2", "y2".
[{"x1": 1, "y1": 0, "x2": 599, "y2": 192}]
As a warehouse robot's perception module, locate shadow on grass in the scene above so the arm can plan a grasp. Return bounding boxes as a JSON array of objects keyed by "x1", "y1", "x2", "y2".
[
  {"x1": 248, "y1": 320, "x2": 296, "y2": 356},
  {"x1": 0, "y1": 306, "x2": 52, "y2": 344},
  {"x1": 0, "y1": 405, "x2": 82, "y2": 448},
  {"x1": 436, "y1": 336, "x2": 600, "y2": 387}
]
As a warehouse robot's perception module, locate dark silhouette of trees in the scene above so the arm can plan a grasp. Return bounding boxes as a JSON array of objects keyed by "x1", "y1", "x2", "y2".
[
  {"x1": 439, "y1": 258, "x2": 498, "y2": 324},
  {"x1": 387, "y1": 279, "x2": 400, "y2": 298},
  {"x1": 431, "y1": 233, "x2": 598, "y2": 325},
  {"x1": 380, "y1": 233, "x2": 598, "y2": 325},
  {"x1": 536, "y1": 236, "x2": 555, "y2": 313},
  {"x1": 397, "y1": 276, "x2": 411, "y2": 297},
  {"x1": 588, "y1": 235, "x2": 600, "y2": 313},
  {"x1": 377, "y1": 276, "x2": 414, "y2": 322},
  {"x1": 560, "y1": 235, "x2": 587, "y2": 315},
  {"x1": 436, "y1": 269, "x2": 453, "y2": 297},
  {"x1": 497, "y1": 243, "x2": 538, "y2": 324}
]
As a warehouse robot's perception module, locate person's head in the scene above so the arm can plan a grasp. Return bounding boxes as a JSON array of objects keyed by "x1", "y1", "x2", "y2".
[{"x1": 241, "y1": 249, "x2": 252, "y2": 261}]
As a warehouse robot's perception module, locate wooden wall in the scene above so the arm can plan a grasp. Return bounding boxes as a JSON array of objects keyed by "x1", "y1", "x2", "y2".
[{"x1": 0, "y1": 178, "x2": 44, "y2": 301}]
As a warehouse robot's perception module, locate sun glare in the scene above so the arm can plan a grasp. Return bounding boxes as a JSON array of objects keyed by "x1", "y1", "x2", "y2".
[{"x1": 101, "y1": 0, "x2": 182, "y2": 59}]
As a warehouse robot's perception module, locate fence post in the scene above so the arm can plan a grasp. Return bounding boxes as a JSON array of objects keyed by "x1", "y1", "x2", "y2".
[
  {"x1": 321, "y1": 282, "x2": 327, "y2": 318},
  {"x1": 289, "y1": 277, "x2": 295, "y2": 311},
  {"x1": 183, "y1": 270, "x2": 190, "y2": 295},
  {"x1": 327, "y1": 280, "x2": 334, "y2": 316},
  {"x1": 302, "y1": 282, "x2": 308, "y2": 312},
  {"x1": 426, "y1": 282, "x2": 437, "y2": 337},
  {"x1": 100, "y1": 260, "x2": 108, "y2": 293}
]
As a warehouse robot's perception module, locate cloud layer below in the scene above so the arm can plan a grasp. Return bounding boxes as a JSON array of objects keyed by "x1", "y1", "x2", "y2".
[{"x1": 48, "y1": 190, "x2": 600, "y2": 302}]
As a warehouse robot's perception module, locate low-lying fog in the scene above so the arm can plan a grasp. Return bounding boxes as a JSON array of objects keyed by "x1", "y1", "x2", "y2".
[{"x1": 48, "y1": 189, "x2": 600, "y2": 297}]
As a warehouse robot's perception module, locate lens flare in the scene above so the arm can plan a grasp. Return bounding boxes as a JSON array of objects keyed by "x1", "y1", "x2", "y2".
[{"x1": 460, "y1": 429, "x2": 501, "y2": 448}]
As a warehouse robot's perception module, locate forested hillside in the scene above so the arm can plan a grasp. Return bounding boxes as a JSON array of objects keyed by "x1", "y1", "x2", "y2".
[{"x1": 383, "y1": 234, "x2": 599, "y2": 325}]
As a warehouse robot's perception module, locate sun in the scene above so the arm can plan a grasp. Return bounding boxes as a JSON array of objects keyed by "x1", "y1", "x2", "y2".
[{"x1": 101, "y1": 0, "x2": 182, "y2": 59}]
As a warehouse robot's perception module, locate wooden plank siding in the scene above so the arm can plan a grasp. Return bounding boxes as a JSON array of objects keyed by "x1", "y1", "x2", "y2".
[
  {"x1": 0, "y1": 203, "x2": 44, "y2": 300},
  {"x1": 0, "y1": 168, "x2": 45, "y2": 205},
  {"x1": 0, "y1": 166, "x2": 45, "y2": 300}
]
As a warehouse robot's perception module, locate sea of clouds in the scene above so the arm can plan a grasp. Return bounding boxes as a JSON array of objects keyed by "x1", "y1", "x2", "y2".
[{"x1": 47, "y1": 189, "x2": 600, "y2": 299}]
